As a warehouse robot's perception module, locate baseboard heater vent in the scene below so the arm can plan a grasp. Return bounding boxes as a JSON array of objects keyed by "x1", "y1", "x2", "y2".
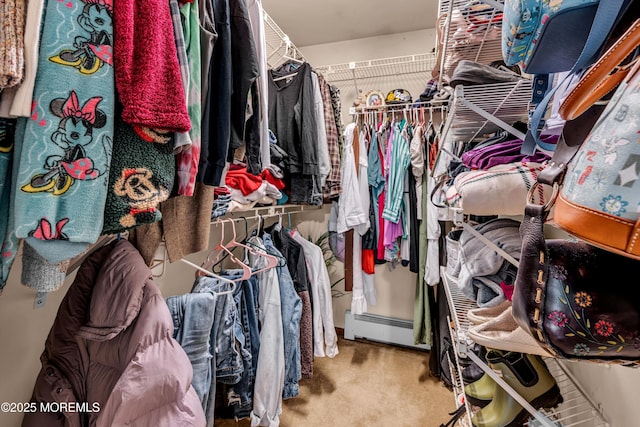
[{"x1": 344, "y1": 310, "x2": 430, "y2": 351}]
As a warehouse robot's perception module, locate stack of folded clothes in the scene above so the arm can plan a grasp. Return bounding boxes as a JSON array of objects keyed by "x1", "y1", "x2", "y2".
[
  {"x1": 451, "y1": 218, "x2": 521, "y2": 307},
  {"x1": 212, "y1": 187, "x2": 232, "y2": 220},
  {"x1": 224, "y1": 163, "x2": 284, "y2": 212}
]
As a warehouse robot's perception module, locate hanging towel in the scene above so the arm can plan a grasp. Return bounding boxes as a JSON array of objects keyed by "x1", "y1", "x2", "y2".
[
  {"x1": 13, "y1": 0, "x2": 115, "y2": 264},
  {"x1": 114, "y1": 0, "x2": 190, "y2": 132},
  {"x1": 101, "y1": 110, "x2": 175, "y2": 235},
  {"x1": 0, "y1": 0, "x2": 26, "y2": 88}
]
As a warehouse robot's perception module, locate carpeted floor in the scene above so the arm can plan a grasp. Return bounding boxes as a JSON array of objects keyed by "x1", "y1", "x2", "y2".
[{"x1": 216, "y1": 337, "x2": 456, "y2": 427}]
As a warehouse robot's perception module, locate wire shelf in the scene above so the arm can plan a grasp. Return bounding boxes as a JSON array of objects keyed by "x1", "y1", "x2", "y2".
[
  {"x1": 316, "y1": 53, "x2": 438, "y2": 83},
  {"x1": 438, "y1": 0, "x2": 505, "y2": 82},
  {"x1": 264, "y1": 11, "x2": 307, "y2": 69},
  {"x1": 444, "y1": 79, "x2": 532, "y2": 144},
  {"x1": 441, "y1": 267, "x2": 610, "y2": 427}
]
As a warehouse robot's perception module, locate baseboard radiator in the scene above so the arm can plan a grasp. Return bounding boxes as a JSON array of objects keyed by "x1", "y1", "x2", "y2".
[{"x1": 344, "y1": 310, "x2": 430, "y2": 351}]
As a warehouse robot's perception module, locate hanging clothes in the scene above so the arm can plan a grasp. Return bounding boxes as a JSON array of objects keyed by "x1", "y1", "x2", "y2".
[
  {"x1": 176, "y1": 0, "x2": 204, "y2": 196},
  {"x1": 14, "y1": 0, "x2": 116, "y2": 270},
  {"x1": 337, "y1": 123, "x2": 373, "y2": 315},
  {"x1": 337, "y1": 123, "x2": 367, "y2": 234},
  {"x1": 267, "y1": 224, "x2": 313, "y2": 380},
  {"x1": 268, "y1": 61, "x2": 321, "y2": 205},
  {"x1": 291, "y1": 230, "x2": 340, "y2": 358},
  {"x1": 200, "y1": 0, "x2": 231, "y2": 186},
  {"x1": 246, "y1": 0, "x2": 271, "y2": 172},
  {"x1": 248, "y1": 236, "x2": 285, "y2": 427},
  {"x1": 310, "y1": 71, "x2": 330, "y2": 188},
  {"x1": 0, "y1": 0, "x2": 42, "y2": 118},
  {"x1": 229, "y1": 0, "x2": 260, "y2": 173},
  {"x1": 317, "y1": 74, "x2": 341, "y2": 198},
  {"x1": 261, "y1": 233, "x2": 302, "y2": 400},
  {"x1": 115, "y1": 0, "x2": 190, "y2": 132}
]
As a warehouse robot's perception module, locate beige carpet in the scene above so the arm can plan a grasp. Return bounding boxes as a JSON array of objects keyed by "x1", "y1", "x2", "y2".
[{"x1": 216, "y1": 337, "x2": 456, "y2": 427}]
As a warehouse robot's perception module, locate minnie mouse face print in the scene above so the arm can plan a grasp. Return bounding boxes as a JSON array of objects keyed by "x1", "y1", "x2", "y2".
[{"x1": 22, "y1": 91, "x2": 108, "y2": 195}]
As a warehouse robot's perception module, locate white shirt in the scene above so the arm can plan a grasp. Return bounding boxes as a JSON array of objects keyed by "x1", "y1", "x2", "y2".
[
  {"x1": 337, "y1": 123, "x2": 368, "y2": 234},
  {"x1": 291, "y1": 231, "x2": 339, "y2": 358}
]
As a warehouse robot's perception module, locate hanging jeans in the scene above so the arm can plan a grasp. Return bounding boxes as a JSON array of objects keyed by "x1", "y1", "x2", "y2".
[
  {"x1": 227, "y1": 275, "x2": 261, "y2": 420},
  {"x1": 192, "y1": 274, "x2": 245, "y2": 426},
  {"x1": 166, "y1": 292, "x2": 216, "y2": 411}
]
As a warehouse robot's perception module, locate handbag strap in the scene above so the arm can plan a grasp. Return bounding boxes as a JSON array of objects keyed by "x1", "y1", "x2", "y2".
[
  {"x1": 521, "y1": 0, "x2": 628, "y2": 155},
  {"x1": 560, "y1": 19, "x2": 640, "y2": 121}
]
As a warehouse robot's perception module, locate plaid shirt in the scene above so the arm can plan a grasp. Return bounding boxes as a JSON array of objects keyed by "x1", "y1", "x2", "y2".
[{"x1": 318, "y1": 74, "x2": 342, "y2": 197}]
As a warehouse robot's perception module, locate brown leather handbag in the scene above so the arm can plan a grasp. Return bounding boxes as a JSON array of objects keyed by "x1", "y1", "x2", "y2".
[{"x1": 512, "y1": 110, "x2": 640, "y2": 363}]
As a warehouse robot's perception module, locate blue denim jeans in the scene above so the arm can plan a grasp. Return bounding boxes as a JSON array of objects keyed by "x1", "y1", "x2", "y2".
[
  {"x1": 227, "y1": 276, "x2": 260, "y2": 419},
  {"x1": 165, "y1": 292, "x2": 216, "y2": 412},
  {"x1": 192, "y1": 274, "x2": 244, "y2": 426},
  {"x1": 263, "y1": 234, "x2": 302, "y2": 399}
]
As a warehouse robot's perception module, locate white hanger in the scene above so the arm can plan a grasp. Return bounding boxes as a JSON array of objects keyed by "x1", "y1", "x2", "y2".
[{"x1": 179, "y1": 259, "x2": 237, "y2": 296}]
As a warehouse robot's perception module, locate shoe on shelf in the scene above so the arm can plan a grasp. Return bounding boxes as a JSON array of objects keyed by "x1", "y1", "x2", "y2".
[
  {"x1": 467, "y1": 306, "x2": 553, "y2": 357},
  {"x1": 471, "y1": 350, "x2": 563, "y2": 427},
  {"x1": 445, "y1": 228, "x2": 463, "y2": 278},
  {"x1": 461, "y1": 345, "x2": 488, "y2": 384},
  {"x1": 464, "y1": 373, "x2": 496, "y2": 408},
  {"x1": 450, "y1": 60, "x2": 523, "y2": 87},
  {"x1": 467, "y1": 300, "x2": 512, "y2": 325}
]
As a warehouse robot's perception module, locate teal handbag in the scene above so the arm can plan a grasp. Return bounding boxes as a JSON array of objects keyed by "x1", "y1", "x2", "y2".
[{"x1": 553, "y1": 58, "x2": 640, "y2": 260}]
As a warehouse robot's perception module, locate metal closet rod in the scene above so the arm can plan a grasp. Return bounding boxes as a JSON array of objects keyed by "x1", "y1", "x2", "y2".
[
  {"x1": 351, "y1": 102, "x2": 449, "y2": 115},
  {"x1": 210, "y1": 205, "x2": 321, "y2": 225}
]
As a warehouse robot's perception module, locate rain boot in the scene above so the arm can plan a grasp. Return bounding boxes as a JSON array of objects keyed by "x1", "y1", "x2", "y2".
[
  {"x1": 465, "y1": 373, "x2": 496, "y2": 407},
  {"x1": 471, "y1": 350, "x2": 563, "y2": 427}
]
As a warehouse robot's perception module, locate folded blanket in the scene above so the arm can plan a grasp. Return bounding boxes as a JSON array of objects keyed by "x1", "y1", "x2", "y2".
[
  {"x1": 462, "y1": 136, "x2": 555, "y2": 170},
  {"x1": 14, "y1": 0, "x2": 115, "y2": 263},
  {"x1": 101, "y1": 111, "x2": 175, "y2": 234}
]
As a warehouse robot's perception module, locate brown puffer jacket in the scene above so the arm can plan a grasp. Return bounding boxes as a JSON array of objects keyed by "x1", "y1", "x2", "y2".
[{"x1": 22, "y1": 240, "x2": 205, "y2": 427}]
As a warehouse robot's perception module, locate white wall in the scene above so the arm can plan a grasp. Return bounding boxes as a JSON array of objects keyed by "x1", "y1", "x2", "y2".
[{"x1": 303, "y1": 28, "x2": 438, "y2": 128}]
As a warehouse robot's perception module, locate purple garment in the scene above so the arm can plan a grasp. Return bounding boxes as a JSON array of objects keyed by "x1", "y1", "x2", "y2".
[
  {"x1": 382, "y1": 124, "x2": 403, "y2": 247},
  {"x1": 462, "y1": 135, "x2": 556, "y2": 170},
  {"x1": 383, "y1": 216, "x2": 404, "y2": 247}
]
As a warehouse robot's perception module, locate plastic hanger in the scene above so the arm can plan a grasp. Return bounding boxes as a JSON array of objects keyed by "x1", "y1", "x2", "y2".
[
  {"x1": 202, "y1": 220, "x2": 253, "y2": 280},
  {"x1": 179, "y1": 259, "x2": 237, "y2": 296},
  {"x1": 223, "y1": 217, "x2": 279, "y2": 273}
]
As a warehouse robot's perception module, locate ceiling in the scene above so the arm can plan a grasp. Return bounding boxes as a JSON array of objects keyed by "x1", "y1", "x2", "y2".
[{"x1": 262, "y1": 0, "x2": 440, "y2": 47}]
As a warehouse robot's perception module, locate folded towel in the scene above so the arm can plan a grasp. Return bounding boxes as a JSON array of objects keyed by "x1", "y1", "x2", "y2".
[
  {"x1": 101, "y1": 111, "x2": 175, "y2": 234},
  {"x1": 13, "y1": 0, "x2": 115, "y2": 263}
]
